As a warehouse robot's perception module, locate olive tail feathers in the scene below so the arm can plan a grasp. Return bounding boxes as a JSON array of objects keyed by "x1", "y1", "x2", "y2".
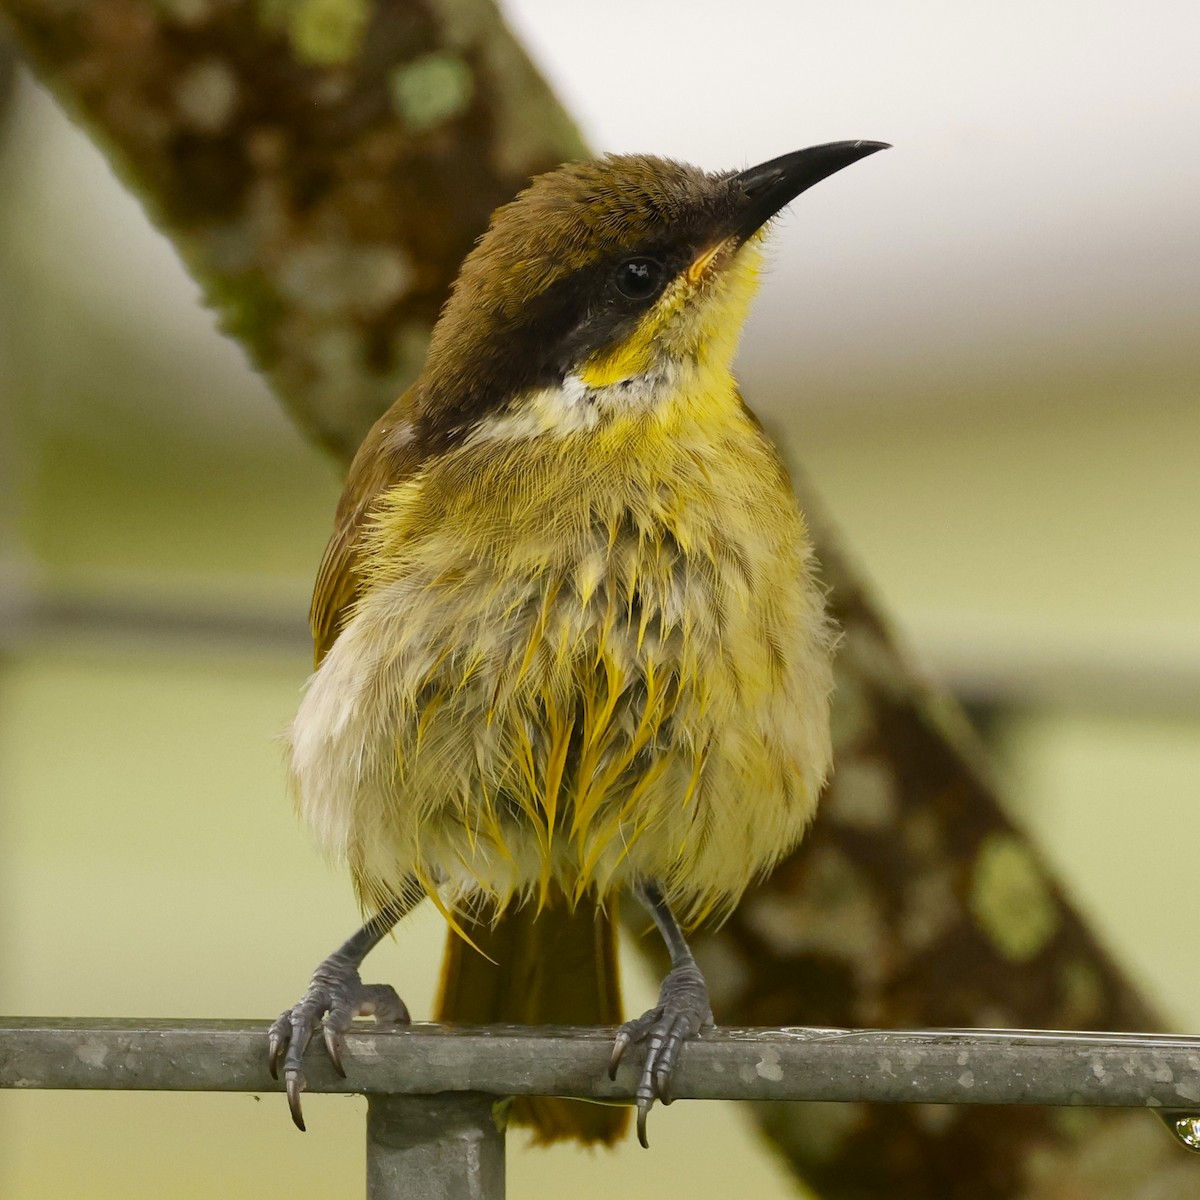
[{"x1": 435, "y1": 891, "x2": 628, "y2": 1145}]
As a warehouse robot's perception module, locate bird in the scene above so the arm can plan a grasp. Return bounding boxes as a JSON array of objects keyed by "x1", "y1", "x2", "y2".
[{"x1": 268, "y1": 139, "x2": 888, "y2": 1145}]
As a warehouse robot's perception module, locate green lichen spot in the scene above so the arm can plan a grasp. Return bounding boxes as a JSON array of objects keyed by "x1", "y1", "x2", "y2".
[
  {"x1": 1061, "y1": 958, "x2": 1103, "y2": 1024},
  {"x1": 970, "y1": 833, "x2": 1059, "y2": 961},
  {"x1": 390, "y1": 53, "x2": 474, "y2": 133},
  {"x1": 205, "y1": 272, "x2": 285, "y2": 366},
  {"x1": 254, "y1": 0, "x2": 291, "y2": 28},
  {"x1": 280, "y1": 0, "x2": 370, "y2": 66}
]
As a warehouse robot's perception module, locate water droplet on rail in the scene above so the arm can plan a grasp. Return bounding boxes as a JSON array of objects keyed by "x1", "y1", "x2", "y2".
[{"x1": 1158, "y1": 1110, "x2": 1200, "y2": 1152}]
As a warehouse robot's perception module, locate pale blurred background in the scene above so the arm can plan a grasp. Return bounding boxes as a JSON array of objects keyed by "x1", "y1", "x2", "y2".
[{"x1": 2, "y1": 0, "x2": 1199, "y2": 1196}]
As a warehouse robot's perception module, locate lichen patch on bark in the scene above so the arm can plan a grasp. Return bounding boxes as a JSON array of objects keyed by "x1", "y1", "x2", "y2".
[{"x1": 970, "y1": 833, "x2": 1060, "y2": 961}]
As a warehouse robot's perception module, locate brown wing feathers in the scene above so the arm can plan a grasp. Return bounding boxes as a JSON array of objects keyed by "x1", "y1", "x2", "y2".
[{"x1": 310, "y1": 390, "x2": 425, "y2": 665}]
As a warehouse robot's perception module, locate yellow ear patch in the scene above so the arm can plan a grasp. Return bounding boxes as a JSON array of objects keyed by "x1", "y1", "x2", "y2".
[{"x1": 577, "y1": 323, "x2": 660, "y2": 388}]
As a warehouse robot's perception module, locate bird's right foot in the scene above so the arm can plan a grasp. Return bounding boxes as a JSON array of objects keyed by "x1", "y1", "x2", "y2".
[
  {"x1": 609, "y1": 957, "x2": 712, "y2": 1147},
  {"x1": 267, "y1": 952, "x2": 409, "y2": 1130}
]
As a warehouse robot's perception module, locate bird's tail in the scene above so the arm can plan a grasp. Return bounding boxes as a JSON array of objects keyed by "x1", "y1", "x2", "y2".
[{"x1": 435, "y1": 889, "x2": 628, "y2": 1145}]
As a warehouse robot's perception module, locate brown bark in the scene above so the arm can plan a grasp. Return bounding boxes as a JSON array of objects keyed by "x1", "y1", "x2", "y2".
[
  {"x1": 3, "y1": 1, "x2": 1190, "y2": 1195},
  {"x1": 2, "y1": 0, "x2": 583, "y2": 458}
]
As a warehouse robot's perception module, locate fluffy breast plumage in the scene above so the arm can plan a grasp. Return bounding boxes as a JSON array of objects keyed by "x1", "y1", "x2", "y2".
[{"x1": 287, "y1": 408, "x2": 835, "y2": 923}]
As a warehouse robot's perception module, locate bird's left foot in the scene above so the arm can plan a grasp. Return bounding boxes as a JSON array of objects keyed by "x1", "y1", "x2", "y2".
[
  {"x1": 609, "y1": 959, "x2": 713, "y2": 1146},
  {"x1": 267, "y1": 951, "x2": 408, "y2": 1131}
]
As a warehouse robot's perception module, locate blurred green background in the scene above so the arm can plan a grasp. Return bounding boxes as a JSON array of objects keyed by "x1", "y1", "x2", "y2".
[{"x1": 3, "y1": 1, "x2": 1200, "y2": 1195}]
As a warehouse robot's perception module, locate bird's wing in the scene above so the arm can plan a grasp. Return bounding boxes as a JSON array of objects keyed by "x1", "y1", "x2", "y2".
[{"x1": 310, "y1": 388, "x2": 425, "y2": 665}]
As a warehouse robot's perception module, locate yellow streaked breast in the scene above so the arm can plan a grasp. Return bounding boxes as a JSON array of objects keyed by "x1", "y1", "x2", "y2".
[{"x1": 288, "y1": 388, "x2": 835, "y2": 926}]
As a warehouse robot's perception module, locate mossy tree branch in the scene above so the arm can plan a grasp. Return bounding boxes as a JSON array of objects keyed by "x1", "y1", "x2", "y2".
[{"x1": 4, "y1": 0, "x2": 583, "y2": 457}]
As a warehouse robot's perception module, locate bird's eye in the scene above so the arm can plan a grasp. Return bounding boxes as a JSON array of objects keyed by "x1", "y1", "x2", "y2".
[{"x1": 613, "y1": 257, "x2": 665, "y2": 301}]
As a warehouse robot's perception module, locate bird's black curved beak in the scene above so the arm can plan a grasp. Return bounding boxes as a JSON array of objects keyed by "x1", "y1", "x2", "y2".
[{"x1": 730, "y1": 140, "x2": 890, "y2": 244}]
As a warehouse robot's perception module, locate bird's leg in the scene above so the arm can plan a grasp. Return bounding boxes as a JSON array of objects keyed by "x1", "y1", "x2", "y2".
[
  {"x1": 609, "y1": 880, "x2": 713, "y2": 1147},
  {"x1": 267, "y1": 885, "x2": 420, "y2": 1130}
]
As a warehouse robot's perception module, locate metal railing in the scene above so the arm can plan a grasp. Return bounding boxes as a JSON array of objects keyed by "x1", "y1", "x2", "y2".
[{"x1": 5, "y1": 1018, "x2": 1200, "y2": 1196}]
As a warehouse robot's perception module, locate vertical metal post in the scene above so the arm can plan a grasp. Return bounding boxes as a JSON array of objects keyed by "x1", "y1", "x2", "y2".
[{"x1": 366, "y1": 1093, "x2": 506, "y2": 1200}]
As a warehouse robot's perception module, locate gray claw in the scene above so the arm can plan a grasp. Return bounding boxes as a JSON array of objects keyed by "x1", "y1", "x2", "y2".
[
  {"x1": 267, "y1": 1028, "x2": 285, "y2": 1080},
  {"x1": 323, "y1": 1023, "x2": 346, "y2": 1077},
  {"x1": 608, "y1": 1030, "x2": 632, "y2": 1079},
  {"x1": 636, "y1": 1100, "x2": 651, "y2": 1148},
  {"x1": 286, "y1": 1070, "x2": 307, "y2": 1132}
]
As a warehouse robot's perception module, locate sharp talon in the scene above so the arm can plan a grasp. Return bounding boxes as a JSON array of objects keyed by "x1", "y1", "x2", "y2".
[
  {"x1": 636, "y1": 1100, "x2": 651, "y2": 1149},
  {"x1": 608, "y1": 1033, "x2": 629, "y2": 1080},
  {"x1": 323, "y1": 1024, "x2": 346, "y2": 1077},
  {"x1": 286, "y1": 1071, "x2": 307, "y2": 1132},
  {"x1": 267, "y1": 1032, "x2": 283, "y2": 1080}
]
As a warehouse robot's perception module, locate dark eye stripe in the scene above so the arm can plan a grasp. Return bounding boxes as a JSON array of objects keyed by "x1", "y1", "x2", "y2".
[{"x1": 419, "y1": 245, "x2": 696, "y2": 449}]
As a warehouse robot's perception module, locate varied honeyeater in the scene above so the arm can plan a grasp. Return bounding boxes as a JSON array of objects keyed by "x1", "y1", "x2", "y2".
[{"x1": 269, "y1": 140, "x2": 889, "y2": 1145}]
